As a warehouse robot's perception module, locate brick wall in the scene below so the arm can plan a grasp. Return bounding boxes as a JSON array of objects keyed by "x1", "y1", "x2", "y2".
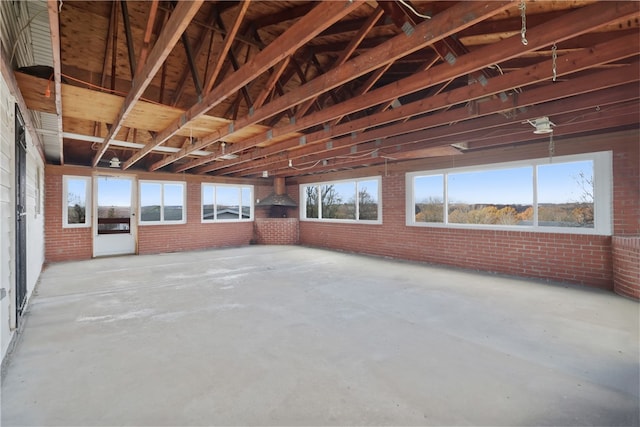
[
  {"x1": 612, "y1": 236, "x2": 640, "y2": 299},
  {"x1": 45, "y1": 166, "x2": 267, "y2": 262},
  {"x1": 45, "y1": 171, "x2": 92, "y2": 262},
  {"x1": 137, "y1": 181, "x2": 254, "y2": 254},
  {"x1": 254, "y1": 218, "x2": 299, "y2": 245},
  {"x1": 297, "y1": 132, "x2": 639, "y2": 291}
]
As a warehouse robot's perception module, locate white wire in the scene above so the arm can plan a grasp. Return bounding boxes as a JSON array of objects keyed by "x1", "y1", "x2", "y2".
[{"x1": 397, "y1": 0, "x2": 431, "y2": 19}]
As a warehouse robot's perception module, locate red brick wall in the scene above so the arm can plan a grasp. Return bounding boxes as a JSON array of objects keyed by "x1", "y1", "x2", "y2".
[
  {"x1": 45, "y1": 166, "x2": 265, "y2": 262},
  {"x1": 297, "y1": 133, "x2": 639, "y2": 291},
  {"x1": 137, "y1": 181, "x2": 254, "y2": 254},
  {"x1": 254, "y1": 218, "x2": 299, "y2": 245},
  {"x1": 45, "y1": 170, "x2": 92, "y2": 262},
  {"x1": 612, "y1": 236, "x2": 640, "y2": 299}
]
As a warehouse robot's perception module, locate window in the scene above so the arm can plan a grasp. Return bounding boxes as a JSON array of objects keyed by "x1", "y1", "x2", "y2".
[
  {"x1": 139, "y1": 181, "x2": 186, "y2": 224},
  {"x1": 301, "y1": 177, "x2": 381, "y2": 223},
  {"x1": 201, "y1": 184, "x2": 253, "y2": 222},
  {"x1": 407, "y1": 152, "x2": 611, "y2": 234},
  {"x1": 63, "y1": 175, "x2": 91, "y2": 227}
]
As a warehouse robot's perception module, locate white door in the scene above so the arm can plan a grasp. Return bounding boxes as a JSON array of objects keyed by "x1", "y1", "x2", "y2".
[{"x1": 93, "y1": 175, "x2": 136, "y2": 257}]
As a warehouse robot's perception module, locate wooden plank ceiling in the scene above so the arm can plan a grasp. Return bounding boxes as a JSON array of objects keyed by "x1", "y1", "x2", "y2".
[{"x1": 16, "y1": 0, "x2": 640, "y2": 178}]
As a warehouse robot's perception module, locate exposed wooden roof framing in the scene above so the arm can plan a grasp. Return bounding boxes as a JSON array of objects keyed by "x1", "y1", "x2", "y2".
[{"x1": 11, "y1": 0, "x2": 639, "y2": 177}]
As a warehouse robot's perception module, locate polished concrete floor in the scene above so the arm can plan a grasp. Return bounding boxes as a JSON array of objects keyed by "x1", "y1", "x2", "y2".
[{"x1": 1, "y1": 245, "x2": 638, "y2": 426}]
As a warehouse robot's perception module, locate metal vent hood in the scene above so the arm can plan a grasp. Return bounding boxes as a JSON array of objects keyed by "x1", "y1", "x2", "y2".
[{"x1": 257, "y1": 177, "x2": 297, "y2": 207}]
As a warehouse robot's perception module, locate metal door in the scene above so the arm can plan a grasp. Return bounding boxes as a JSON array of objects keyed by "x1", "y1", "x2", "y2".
[{"x1": 15, "y1": 106, "x2": 27, "y2": 320}]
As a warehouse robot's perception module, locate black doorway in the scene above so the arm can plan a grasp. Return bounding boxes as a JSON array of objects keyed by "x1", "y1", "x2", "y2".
[{"x1": 15, "y1": 105, "x2": 27, "y2": 322}]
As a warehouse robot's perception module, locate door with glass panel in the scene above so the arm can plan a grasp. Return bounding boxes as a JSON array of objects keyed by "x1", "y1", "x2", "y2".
[{"x1": 93, "y1": 176, "x2": 136, "y2": 257}]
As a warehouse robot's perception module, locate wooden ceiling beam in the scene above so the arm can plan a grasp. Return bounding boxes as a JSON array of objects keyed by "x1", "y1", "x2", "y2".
[
  {"x1": 192, "y1": 1, "x2": 637, "y2": 174},
  {"x1": 120, "y1": 0, "x2": 137, "y2": 78},
  {"x1": 294, "y1": 6, "x2": 385, "y2": 119},
  {"x1": 212, "y1": 42, "x2": 639, "y2": 176},
  {"x1": 47, "y1": 0, "x2": 64, "y2": 164},
  {"x1": 251, "y1": 3, "x2": 315, "y2": 29},
  {"x1": 330, "y1": 62, "x2": 394, "y2": 126},
  {"x1": 255, "y1": 89, "x2": 638, "y2": 177},
  {"x1": 181, "y1": 31, "x2": 203, "y2": 98},
  {"x1": 252, "y1": 56, "x2": 290, "y2": 110},
  {"x1": 171, "y1": 5, "x2": 218, "y2": 106},
  {"x1": 464, "y1": 103, "x2": 639, "y2": 151},
  {"x1": 171, "y1": 0, "x2": 514, "y2": 173},
  {"x1": 93, "y1": 0, "x2": 204, "y2": 167},
  {"x1": 140, "y1": 1, "x2": 364, "y2": 171},
  {"x1": 134, "y1": 0, "x2": 159, "y2": 78},
  {"x1": 203, "y1": 1, "x2": 251, "y2": 95}
]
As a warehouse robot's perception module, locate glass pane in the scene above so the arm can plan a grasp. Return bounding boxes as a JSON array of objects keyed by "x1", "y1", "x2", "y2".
[
  {"x1": 66, "y1": 178, "x2": 87, "y2": 224},
  {"x1": 414, "y1": 175, "x2": 444, "y2": 223},
  {"x1": 97, "y1": 177, "x2": 131, "y2": 233},
  {"x1": 216, "y1": 186, "x2": 240, "y2": 220},
  {"x1": 241, "y1": 187, "x2": 252, "y2": 219},
  {"x1": 163, "y1": 184, "x2": 184, "y2": 221},
  {"x1": 538, "y1": 160, "x2": 594, "y2": 228},
  {"x1": 448, "y1": 167, "x2": 533, "y2": 225},
  {"x1": 304, "y1": 186, "x2": 319, "y2": 219},
  {"x1": 202, "y1": 185, "x2": 214, "y2": 220},
  {"x1": 322, "y1": 182, "x2": 355, "y2": 220},
  {"x1": 358, "y1": 180, "x2": 378, "y2": 221},
  {"x1": 140, "y1": 182, "x2": 161, "y2": 222}
]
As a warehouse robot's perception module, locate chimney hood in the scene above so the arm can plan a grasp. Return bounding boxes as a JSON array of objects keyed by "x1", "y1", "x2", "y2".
[{"x1": 257, "y1": 177, "x2": 297, "y2": 207}]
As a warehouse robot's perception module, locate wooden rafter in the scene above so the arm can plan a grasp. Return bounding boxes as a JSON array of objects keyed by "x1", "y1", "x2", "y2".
[
  {"x1": 181, "y1": 31, "x2": 203, "y2": 98},
  {"x1": 92, "y1": 0, "x2": 204, "y2": 167},
  {"x1": 47, "y1": 0, "x2": 64, "y2": 165},
  {"x1": 214, "y1": 14, "x2": 253, "y2": 109},
  {"x1": 120, "y1": 0, "x2": 137, "y2": 78},
  {"x1": 219, "y1": 71, "x2": 639, "y2": 175},
  {"x1": 273, "y1": 92, "x2": 639, "y2": 177},
  {"x1": 252, "y1": 56, "x2": 290, "y2": 110},
  {"x1": 125, "y1": 0, "x2": 363, "y2": 170},
  {"x1": 169, "y1": 0, "x2": 514, "y2": 173},
  {"x1": 135, "y1": 0, "x2": 159, "y2": 78},
  {"x1": 193, "y1": 11, "x2": 640, "y2": 175},
  {"x1": 250, "y1": 78, "x2": 639, "y2": 178},
  {"x1": 172, "y1": 5, "x2": 217, "y2": 106},
  {"x1": 203, "y1": 1, "x2": 251, "y2": 95},
  {"x1": 294, "y1": 6, "x2": 385, "y2": 119}
]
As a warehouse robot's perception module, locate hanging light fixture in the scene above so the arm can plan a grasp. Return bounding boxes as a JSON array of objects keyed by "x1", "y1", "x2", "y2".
[
  {"x1": 109, "y1": 156, "x2": 121, "y2": 168},
  {"x1": 527, "y1": 116, "x2": 555, "y2": 134}
]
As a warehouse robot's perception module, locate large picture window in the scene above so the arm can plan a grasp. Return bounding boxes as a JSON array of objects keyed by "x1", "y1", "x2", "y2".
[
  {"x1": 139, "y1": 181, "x2": 186, "y2": 224},
  {"x1": 201, "y1": 184, "x2": 253, "y2": 222},
  {"x1": 63, "y1": 175, "x2": 91, "y2": 227},
  {"x1": 407, "y1": 152, "x2": 611, "y2": 234},
  {"x1": 301, "y1": 177, "x2": 381, "y2": 223}
]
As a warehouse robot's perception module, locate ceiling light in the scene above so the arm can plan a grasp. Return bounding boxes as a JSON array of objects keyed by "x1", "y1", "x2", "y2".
[
  {"x1": 109, "y1": 156, "x2": 121, "y2": 168},
  {"x1": 528, "y1": 116, "x2": 555, "y2": 134},
  {"x1": 220, "y1": 153, "x2": 238, "y2": 160}
]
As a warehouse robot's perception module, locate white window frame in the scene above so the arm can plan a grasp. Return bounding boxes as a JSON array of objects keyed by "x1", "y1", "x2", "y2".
[
  {"x1": 406, "y1": 151, "x2": 612, "y2": 235},
  {"x1": 300, "y1": 176, "x2": 382, "y2": 224},
  {"x1": 201, "y1": 183, "x2": 254, "y2": 223},
  {"x1": 63, "y1": 175, "x2": 91, "y2": 228},
  {"x1": 138, "y1": 180, "x2": 186, "y2": 225}
]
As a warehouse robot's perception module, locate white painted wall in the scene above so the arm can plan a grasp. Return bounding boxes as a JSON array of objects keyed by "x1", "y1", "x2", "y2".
[{"x1": 0, "y1": 72, "x2": 45, "y2": 362}]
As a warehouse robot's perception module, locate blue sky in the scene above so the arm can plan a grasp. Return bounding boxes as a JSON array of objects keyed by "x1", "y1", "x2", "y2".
[
  {"x1": 415, "y1": 160, "x2": 593, "y2": 205},
  {"x1": 97, "y1": 177, "x2": 132, "y2": 207}
]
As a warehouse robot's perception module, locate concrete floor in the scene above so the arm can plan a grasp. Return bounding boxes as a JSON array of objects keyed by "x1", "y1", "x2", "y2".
[{"x1": 1, "y1": 245, "x2": 638, "y2": 426}]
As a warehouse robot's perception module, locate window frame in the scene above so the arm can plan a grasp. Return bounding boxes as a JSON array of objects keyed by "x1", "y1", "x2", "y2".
[
  {"x1": 201, "y1": 183, "x2": 254, "y2": 223},
  {"x1": 300, "y1": 176, "x2": 382, "y2": 224},
  {"x1": 406, "y1": 151, "x2": 612, "y2": 235},
  {"x1": 62, "y1": 175, "x2": 91, "y2": 228},
  {"x1": 138, "y1": 180, "x2": 187, "y2": 225}
]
